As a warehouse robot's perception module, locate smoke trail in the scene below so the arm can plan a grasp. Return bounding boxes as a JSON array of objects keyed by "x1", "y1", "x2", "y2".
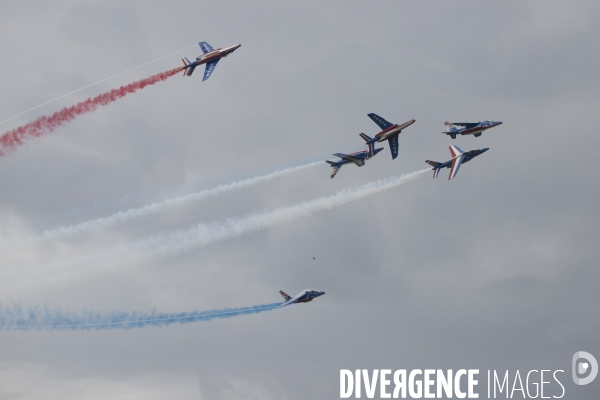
[
  {"x1": 0, "y1": 44, "x2": 196, "y2": 126},
  {"x1": 0, "y1": 169, "x2": 428, "y2": 290},
  {"x1": 41, "y1": 161, "x2": 321, "y2": 240},
  {"x1": 0, "y1": 301, "x2": 280, "y2": 331},
  {"x1": 127, "y1": 169, "x2": 429, "y2": 260},
  {"x1": 0, "y1": 67, "x2": 182, "y2": 156}
]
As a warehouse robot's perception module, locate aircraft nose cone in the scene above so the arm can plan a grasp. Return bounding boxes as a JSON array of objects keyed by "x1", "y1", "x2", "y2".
[{"x1": 482, "y1": 147, "x2": 490, "y2": 152}]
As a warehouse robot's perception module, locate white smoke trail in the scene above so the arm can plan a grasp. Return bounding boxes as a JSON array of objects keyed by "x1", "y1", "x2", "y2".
[
  {"x1": 128, "y1": 169, "x2": 429, "y2": 259},
  {"x1": 1, "y1": 169, "x2": 428, "y2": 290},
  {"x1": 0, "y1": 44, "x2": 197, "y2": 126},
  {"x1": 41, "y1": 161, "x2": 321, "y2": 240}
]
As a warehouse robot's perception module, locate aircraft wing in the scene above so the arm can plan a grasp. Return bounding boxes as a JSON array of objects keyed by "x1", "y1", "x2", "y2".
[
  {"x1": 448, "y1": 154, "x2": 465, "y2": 180},
  {"x1": 202, "y1": 59, "x2": 220, "y2": 81},
  {"x1": 333, "y1": 153, "x2": 363, "y2": 165},
  {"x1": 388, "y1": 135, "x2": 399, "y2": 159},
  {"x1": 449, "y1": 145, "x2": 464, "y2": 158},
  {"x1": 368, "y1": 113, "x2": 393, "y2": 130},
  {"x1": 198, "y1": 41, "x2": 214, "y2": 54}
]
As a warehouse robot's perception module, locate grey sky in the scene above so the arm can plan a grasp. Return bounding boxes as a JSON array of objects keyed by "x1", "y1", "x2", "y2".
[{"x1": 1, "y1": 1, "x2": 599, "y2": 399}]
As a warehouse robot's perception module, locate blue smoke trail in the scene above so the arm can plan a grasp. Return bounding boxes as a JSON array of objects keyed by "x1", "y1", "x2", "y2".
[{"x1": 0, "y1": 301, "x2": 281, "y2": 331}]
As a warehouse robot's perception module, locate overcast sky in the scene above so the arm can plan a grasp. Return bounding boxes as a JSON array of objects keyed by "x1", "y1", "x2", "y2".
[{"x1": 1, "y1": 1, "x2": 599, "y2": 399}]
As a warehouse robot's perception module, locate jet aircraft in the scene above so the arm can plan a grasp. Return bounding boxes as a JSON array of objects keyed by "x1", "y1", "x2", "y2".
[
  {"x1": 361, "y1": 113, "x2": 415, "y2": 160},
  {"x1": 181, "y1": 41, "x2": 241, "y2": 81},
  {"x1": 325, "y1": 137, "x2": 384, "y2": 178},
  {"x1": 279, "y1": 289, "x2": 325, "y2": 307},
  {"x1": 443, "y1": 120, "x2": 502, "y2": 139},
  {"x1": 426, "y1": 145, "x2": 489, "y2": 180}
]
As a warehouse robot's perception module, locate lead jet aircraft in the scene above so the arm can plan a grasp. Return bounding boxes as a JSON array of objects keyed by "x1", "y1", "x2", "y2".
[
  {"x1": 426, "y1": 145, "x2": 489, "y2": 180},
  {"x1": 325, "y1": 137, "x2": 384, "y2": 178},
  {"x1": 361, "y1": 113, "x2": 415, "y2": 160},
  {"x1": 279, "y1": 289, "x2": 325, "y2": 307},
  {"x1": 181, "y1": 41, "x2": 241, "y2": 81},
  {"x1": 443, "y1": 120, "x2": 502, "y2": 139}
]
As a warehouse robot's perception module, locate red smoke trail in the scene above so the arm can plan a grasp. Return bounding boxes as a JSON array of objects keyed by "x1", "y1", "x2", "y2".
[{"x1": 0, "y1": 67, "x2": 183, "y2": 156}]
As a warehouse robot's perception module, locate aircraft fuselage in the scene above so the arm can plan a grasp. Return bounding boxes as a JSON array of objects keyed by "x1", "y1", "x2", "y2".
[
  {"x1": 192, "y1": 44, "x2": 241, "y2": 67},
  {"x1": 279, "y1": 290, "x2": 325, "y2": 307},
  {"x1": 331, "y1": 147, "x2": 383, "y2": 167},
  {"x1": 374, "y1": 119, "x2": 416, "y2": 142},
  {"x1": 426, "y1": 146, "x2": 489, "y2": 179},
  {"x1": 444, "y1": 121, "x2": 502, "y2": 138},
  {"x1": 295, "y1": 298, "x2": 314, "y2": 303},
  {"x1": 438, "y1": 148, "x2": 489, "y2": 169},
  {"x1": 326, "y1": 147, "x2": 383, "y2": 178}
]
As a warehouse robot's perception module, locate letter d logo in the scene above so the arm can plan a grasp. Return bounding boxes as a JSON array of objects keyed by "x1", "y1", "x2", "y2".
[{"x1": 572, "y1": 351, "x2": 598, "y2": 385}]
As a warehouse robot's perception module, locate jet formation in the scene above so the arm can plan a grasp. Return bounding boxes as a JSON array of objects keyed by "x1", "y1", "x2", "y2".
[
  {"x1": 172, "y1": 41, "x2": 503, "y2": 307},
  {"x1": 176, "y1": 42, "x2": 499, "y2": 184},
  {"x1": 325, "y1": 112, "x2": 501, "y2": 180},
  {"x1": 182, "y1": 41, "x2": 241, "y2": 81}
]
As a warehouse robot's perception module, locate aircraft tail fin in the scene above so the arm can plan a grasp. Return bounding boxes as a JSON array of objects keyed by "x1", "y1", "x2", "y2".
[
  {"x1": 426, "y1": 160, "x2": 442, "y2": 179},
  {"x1": 359, "y1": 133, "x2": 373, "y2": 142},
  {"x1": 279, "y1": 290, "x2": 292, "y2": 301},
  {"x1": 181, "y1": 57, "x2": 196, "y2": 76},
  {"x1": 359, "y1": 133, "x2": 376, "y2": 156},
  {"x1": 181, "y1": 58, "x2": 189, "y2": 76}
]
